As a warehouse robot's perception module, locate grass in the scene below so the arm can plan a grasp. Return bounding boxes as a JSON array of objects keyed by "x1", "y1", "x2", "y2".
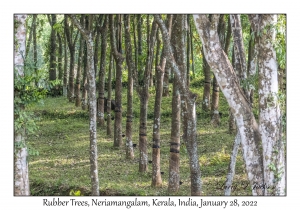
[{"x1": 26, "y1": 83, "x2": 251, "y2": 196}]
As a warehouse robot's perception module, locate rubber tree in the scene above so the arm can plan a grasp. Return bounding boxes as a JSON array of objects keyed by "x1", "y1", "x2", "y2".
[
  {"x1": 69, "y1": 14, "x2": 99, "y2": 196},
  {"x1": 155, "y1": 14, "x2": 202, "y2": 196},
  {"x1": 193, "y1": 14, "x2": 265, "y2": 195},
  {"x1": 249, "y1": 14, "x2": 285, "y2": 195},
  {"x1": 14, "y1": 14, "x2": 30, "y2": 196}
]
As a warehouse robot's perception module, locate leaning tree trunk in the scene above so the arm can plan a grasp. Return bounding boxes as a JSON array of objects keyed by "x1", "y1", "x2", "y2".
[
  {"x1": 14, "y1": 14, "x2": 30, "y2": 196},
  {"x1": 162, "y1": 15, "x2": 173, "y2": 97},
  {"x1": 70, "y1": 14, "x2": 99, "y2": 196},
  {"x1": 109, "y1": 15, "x2": 124, "y2": 148},
  {"x1": 151, "y1": 31, "x2": 165, "y2": 187},
  {"x1": 249, "y1": 14, "x2": 285, "y2": 195},
  {"x1": 194, "y1": 14, "x2": 264, "y2": 195}
]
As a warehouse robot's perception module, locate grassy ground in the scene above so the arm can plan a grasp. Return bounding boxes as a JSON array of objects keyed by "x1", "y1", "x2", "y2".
[{"x1": 26, "y1": 83, "x2": 252, "y2": 196}]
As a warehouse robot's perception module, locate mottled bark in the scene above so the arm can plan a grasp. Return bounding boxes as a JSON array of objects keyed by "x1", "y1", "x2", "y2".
[
  {"x1": 162, "y1": 15, "x2": 173, "y2": 97},
  {"x1": 194, "y1": 14, "x2": 264, "y2": 195},
  {"x1": 124, "y1": 14, "x2": 135, "y2": 159},
  {"x1": 249, "y1": 14, "x2": 285, "y2": 195},
  {"x1": 97, "y1": 15, "x2": 108, "y2": 127},
  {"x1": 109, "y1": 15, "x2": 124, "y2": 148},
  {"x1": 155, "y1": 14, "x2": 202, "y2": 196},
  {"x1": 49, "y1": 14, "x2": 57, "y2": 81},
  {"x1": 228, "y1": 46, "x2": 236, "y2": 134},
  {"x1": 14, "y1": 14, "x2": 30, "y2": 196},
  {"x1": 202, "y1": 48, "x2": 211, "y2": 112},
  {"x1": 70, "y1": 14, "x2": 99, "y2": 196},
  {"x1": 151, "y1": 32, "x2": 165, "y2": 187},
  {"x1": 224, "y1": 132, "x2": 241, "y2": 195},
  {"x1": 247, "y1": 27, "x2": 255, "y2": 105},
  {"x1": 25, "y1": 15, "x2": 33, "y2": 57}
]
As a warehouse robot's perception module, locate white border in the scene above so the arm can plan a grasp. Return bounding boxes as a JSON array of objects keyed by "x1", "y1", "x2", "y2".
[{"x1": 3, "y1": 0, "x2": 298, "y2": 209}]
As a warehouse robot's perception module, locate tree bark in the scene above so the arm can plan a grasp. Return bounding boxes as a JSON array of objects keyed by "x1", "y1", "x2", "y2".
[
  {"x1": 107, "y1": 52, "x2": 113, "y2": 136},
  {"x1": 249, "y1": 14, "x2": 285, "y2": 195},
  {"x1": 63, "y1": 30, "x2": 68, "y2": 97},
  {"x1": 202, "y1": 47, "x2": 211, "y2": 112},
  {"x1": 162, "y1": 15, "x2": 173, "y2": 97},
  {"x1": 14, "y1": 14, "x2": 30, "y2": 196},
  {"x1": 109, "y1": 15, "x2": 124, "y2": 148},
  {"x1": 57, "y1": 31, "x2": 63, "y2": 81},
  {"x1": 124, "y1": 14, "x2": 135, "y2": 159},
  {"x1": 194, "y1": 14, "x2": 264, "y2": 195},
  {"x1": 70, "y1": 14, "x2": 99, "y2": 196},
  {"x1": 151, "y1": 30, "x2": 164, "y2": 187},
  {"x1": 49, "y1": 14, "x2": 57, "y2": 81},
  {"x1": 32, "y1": 15, "x2": 38, "y2": 84},
  {"x1": 97, "y1": 15, "x2": 108, "y2": 128},
  {"x1": 155, "y1": 14, "x2": 202, "y2": 196},
  {"x1": 65, "y1": 15, "x2": 79, "y2": 102}
]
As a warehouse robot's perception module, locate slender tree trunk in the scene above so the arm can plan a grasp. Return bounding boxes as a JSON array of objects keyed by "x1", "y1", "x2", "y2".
[
  {"x1": 81, "y1": 42, "x2": 88, "y2": 110},
  {"x1": 107, "y1": 52, "x2": 113, "y2": 136},
  {"x1": 186, "y1": 15, "x2": 190, "y2": 86},
  {"x1": 155, "y1": 14, "x2": 202, "y2": 196},
  {"x1": 151, "y1": 31, "x2": 165, "y2": 187},
  {"x1": 65, "y1": 15, "x2": 79, "y2": 102},
  {"x1": 32, "y1": 15, "x2": 38, "y2": 85},
  {"x1": 228, "y1": 46, "x2": 237, "y2": 134},
  {"x1": 14, "y1": 14, "x2": 30, "y2": 196},
  {"x1": 109, "y1": 15, "x2": 124, "y2": 147},
  {"x1": 162, "y1": 15, "x2": 173, "y2": 97},
  {"x1": 124, "y1": 14, "x2": 135, "y2": 159},
  {"x1": 224, "y1": 132, "x2": 241, "y2": 195},
  {"x1": 249, "y1": 14, "x2": 285, "y2": 195},
  {"x1": 202, "y1": 48, "x2": 211, "y2": 112},
  {"x1": 70, "y1": 14, "x2": 99, "y2": 196},
  {"x1": 194, "y1": 14, "x2": 264, "y2": 195},
  {"x1": 97, "y1": 15, "x2": 108, "y2": 128},
  {"x1": 49, "y1": 14, "x2": 57, "y2": 81},
  {"x1": 168, "y1": 73, "x2": 181, "y2": 193},
  {"x1": 138, "y1": 19, "x2": 158, "y2": 172},
  {"x1": 75, "y1": 18, "x2": 84, "y2": 107},
  {"x1": 25, "y1": 15, "x2": 33, "y2": 58},
  {"x1": 63, "y1": 31, "x2": 68, "y2": 97},
  {"x1": 57, "y1": 32, "x2": 63, "y2": 81}
]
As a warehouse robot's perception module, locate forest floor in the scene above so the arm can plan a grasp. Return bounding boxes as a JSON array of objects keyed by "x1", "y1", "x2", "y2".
[{"x1": 26, "y1": 83, "x2": 252, "y2": 196}]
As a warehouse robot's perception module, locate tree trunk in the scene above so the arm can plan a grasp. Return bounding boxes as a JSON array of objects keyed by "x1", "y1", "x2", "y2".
[
  {"x1": 168, "y1": 74, "x2": 181, "y2": 193},
  {"x1": 75, "y1": 17, "x2": 84, "y2": 107},
  {"x1": 63, "y1": 31, "x2": 68, "y2": 97},
  {"x1": 32, "y1": 15, "x2": 38, "y2": 85},
  {"x1": 151, "y1": 31, "x2": 164, "y2": 187},
  {"x1": 194, "y1": 14, "x2": 264, "y2": 195},
  {"x1": 14, "y1": 14, "x2": 30, "y2": 196},
  {"x1": 162, "y1": 15, "x2": 173, "y2": 97},
  {"x1": 57, "y1": 31, "x2": 63, "y2": 81},
  {"x1": 124, "y1": 14, "x2": 135, "y2": 159},
  {"x1": 249, "y1": 14, "x2": 285, "y2": 195},
  {"x1": 81, "y1": 42, "x2": 88, "y2": 110},
  {"x1": 210, "y1": 76, "x2": 220, "y2": 126},
  {"x1": 202, "y1": 48, "x2": 211, "y2": 112},
  {"x1": 49, "y1": 15, "x2": 57, "y2": 81},
  {"x1": 70, "y1": 14, "x2": 99, "y2": 196},
  {"x1": 107, "y1": 52, "x2": 113, "y2": 136},
  {"x1": 155, "y1": 14, "x2": 202, "y2": 196},
  {"x1": 97, "y1": 15, "x2": 108, "y2": 128},
  {"x1": 109, "y1": 15, "x2": 124, "y2": 148}
]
